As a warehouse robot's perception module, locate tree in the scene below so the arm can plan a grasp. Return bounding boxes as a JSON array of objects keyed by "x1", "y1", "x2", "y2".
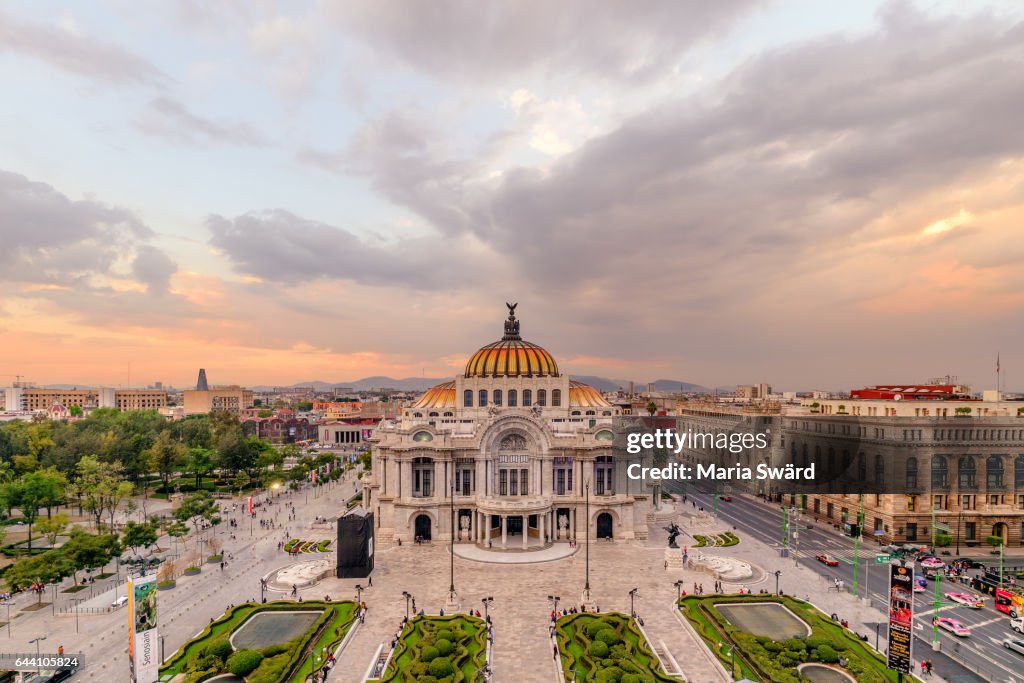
[
  {"x1": 4, "y1": 550, "x2": 72, "y2": 602},
  {"x1": 163, "y1": 520, "x2": 188, "y2": 553},
  {"x1": 148, "y1": 431, "x2": 184, "y2": 493},
  {"x1": 174, "y1": 491, "x2": 221, "y2": 542},
  {"x1": 233, "y1": 472, "x2": 249, "y2": 497},
  {"x1": 34, "y1": 512, "x2": 70, "y2": 549},
  {"x1": 217, "y1": 429, "x2": 257, "y2": 477},
  {"x1": 646, "y1": 401, "x2": 657, "y2": 417},
  {"x1": 76, "y1": 456, "x2": 130, "y2": 531},
  {"x1": 183, "y1": 447, "x2": 215, "y2": 492},
  {"x1": 121, "y1": 521, "x2": 159, "y2": 556},
  {"x1": 9, "y1": 470, "x2": 65, "y2": 552},
  {"x1": 61, "y1": 529, "x2": 121, "y2": 584}
]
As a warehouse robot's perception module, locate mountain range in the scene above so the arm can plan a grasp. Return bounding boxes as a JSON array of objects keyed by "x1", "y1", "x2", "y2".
[{"x1": 249, "y1": 376, "x2": 713, "y2": 394}]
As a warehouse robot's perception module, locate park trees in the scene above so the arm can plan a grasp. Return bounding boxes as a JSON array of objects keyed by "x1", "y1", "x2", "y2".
[
  {"x1": 76, "y1": 456, "x2": 133, "y2": 531},
  {"x1": 62, "y1": 528, "x2": 121, "y2": 584},
  {"x1": 8, "y1": 470, "x2": 66, "y2": 551},
  {"x1": 174, "y1": 491, "x2": 221, "y2": 542},
  {"x1": 183, "y1": 447, "x2": 215, "y2": 492},
  {"x1": 121, "y1": 520, "x2": 159, "y2": 557},
  {"x1": 4, "y1": 550, "x2": 72, "y2": 602},
  {"x1": 148, "y1": 431, "x2": 184, "y2": 493},
  {"x1": 34, "y1": 512, "x2": 70, "y2": 550}
]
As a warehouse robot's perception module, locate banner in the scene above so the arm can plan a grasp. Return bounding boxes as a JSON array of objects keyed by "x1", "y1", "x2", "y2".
[
  {"x1": 247, "y1": 496, "x2": 253, "y2": 515},
  {"x1": 127, "y1": 573, "x2": 159, "y2": 683},
  {"x1": 886, "y1": 563, "x2": 913, "y2": 675}
]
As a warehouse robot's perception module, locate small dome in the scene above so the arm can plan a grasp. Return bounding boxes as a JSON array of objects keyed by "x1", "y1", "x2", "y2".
[
  {"x1": 410, "y1": 381, "x2": 456, "y2": 409},
  {"x1": 569, "y1": 380, "x2": 611, "y2": 408},
  {"x1": 464, "y1": 304, "x2": 559, "y2": 378}
]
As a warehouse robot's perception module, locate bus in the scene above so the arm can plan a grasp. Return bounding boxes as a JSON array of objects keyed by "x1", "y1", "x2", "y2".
[{"x1": 972, "y1": 576, "x2": 1024, "y2": 618}]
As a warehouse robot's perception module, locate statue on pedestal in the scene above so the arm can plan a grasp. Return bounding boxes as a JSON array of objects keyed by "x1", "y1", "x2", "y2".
[{"x1": 663, "y1": 522, "x2": 682, "y2": 548}]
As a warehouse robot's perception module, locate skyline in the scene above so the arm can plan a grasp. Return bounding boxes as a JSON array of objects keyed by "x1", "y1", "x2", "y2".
[{"x1": 3, "y1": 1, "x2": 1024, "y2": 390}]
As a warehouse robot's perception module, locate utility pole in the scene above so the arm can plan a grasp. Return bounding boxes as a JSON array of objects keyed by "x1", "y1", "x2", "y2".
[{"x1": 853, "y1": 494, "x2": 863, "y2": 595}]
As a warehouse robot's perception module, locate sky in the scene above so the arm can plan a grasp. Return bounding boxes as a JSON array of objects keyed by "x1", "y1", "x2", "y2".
[{"x1": 2, "y1": 0, "x2": 1024, "y2": 392}]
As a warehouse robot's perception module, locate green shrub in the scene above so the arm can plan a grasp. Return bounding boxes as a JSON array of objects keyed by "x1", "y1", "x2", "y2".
[
  {"x1": 815, "y1": 645, "x2": 839, "y2": 663},
  {"x1": 621, "y1": 674, "x2": 642, "y2": 683},
  {"x1": 421, "y1": 645, "x2": 439, "y2": 663},
  {"x1": 260, "y1": 643, "x2": 289, "y2": 657},
  {"x1": 203, "y1": 638, "x2": 233, "y2": 661},
  {"x1": 226, "y1": 649, "x2": 263, "y2": 676},
  {"x1": 435, "y1": 638, "x2": 454, "y2": 656},
  {"x1": 764, "y1": 641, "x2": 784, "y2": 653},
  {"x1": 596, "y1": 628, "x2": 621, "y2": 646},
  {"x1": 586, "y1": 620, "x2": 610, "y2": 639},
  {"x1": 935, "y1": 533, "x2": 952, "y2": 547},
  {"x1": 596, "y1": 666, "x2": 624, "y2": 682},
  {"x1": 247, "y1": 653, "x2": 290, "y2": 683},
  {"x1": 436, "y1": 628, "x2": 455, "y2": 642},
  {"x1": 588, "y1": 640, "x2": 610, "y2": 658},
  {"x1": 427, "y1": 656, "x2": 454, "y2": 678}
]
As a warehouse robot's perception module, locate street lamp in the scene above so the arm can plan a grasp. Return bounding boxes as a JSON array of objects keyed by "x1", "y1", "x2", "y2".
[
  {"x1": 718, "y1": 642, "x2": 735, "y2": 678},
  {"x1": 402, "y1": 592, "x2": 412, "y2": 620},
  {"x1": 71, "y1": 597, "x2": 85, "y2": 633},
  {"x1": 673, "y1": 580, "x2": 683, "y2": 604},
  {"x1": 449, "y1": 479, "x2": 456, "y2": 605},
  {"x1": 481, "y1": 597, "x2": 493, "y2": 623},
  {"x1": 260, "y1": 578, "x2": 267, "y2": 603},
  {"x1": 773, "y1": 570, "x2": 782, "y2": 596},
  {"x1": 29, "y1": 635, "x2": 47, "y2": 676},
  {"x1": 355, "y1": 584, "x2": 364, "y2": 605},
  {"x1": 547, "y1": 595, "x2": 560, "y2": 616},
  {"x1": 583, "y1": 479, "x2": 591, "y2": 603},
  {"x1": 629, "y1": 588, "x2": 639, "y2": 618},
  {"x1": 1, "y1": 600, "x2": 12, "y2": 638}
]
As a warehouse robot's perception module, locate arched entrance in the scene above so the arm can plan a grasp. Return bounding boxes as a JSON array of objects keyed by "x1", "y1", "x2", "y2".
[
  {"x1": 596, "y1": 512, "x2": 613, "y2": 539},
  {"x1": 414, "y1": 514, "x2": 432, "y2": 541},
  {"x1": 992, "y1": 522, "x2": 1008, "y2": 546}
]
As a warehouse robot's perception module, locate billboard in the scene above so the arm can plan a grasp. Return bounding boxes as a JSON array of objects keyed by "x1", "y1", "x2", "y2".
[
  {"x1": 337, "y1": 506, "x2": 374, "y2": 578},
  {"x1": 886, "y1": 563, "x2": 914, "y2": 675},
  {"x1": 127, "y1": 573, "x2": 159, "y2": 683}
]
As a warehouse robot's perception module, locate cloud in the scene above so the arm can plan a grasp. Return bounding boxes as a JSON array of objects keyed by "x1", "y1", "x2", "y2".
[
  {"x1": 132, "y1": 246, "x2": 178, "y2": 294},
  {"x1": 324, "y1": 0, "x2": 759, "y2": 84},
  {"x1": 137, "y1": 97, "x2": 268, "y2": 146},
  {"x1": 206, "y1": 208, "x2": 488, "y2": 288},
  {"x1": 0, "y1": 8, "x2": 169, "y2": 87}
]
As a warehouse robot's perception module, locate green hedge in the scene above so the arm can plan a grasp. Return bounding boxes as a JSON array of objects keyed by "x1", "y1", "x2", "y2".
[
  {"x1": 379, "y1": 615, "x2": 487, "y2": 682},
  {"x1": 555, "y1": 612, "x2": 677, "y2": 682}
]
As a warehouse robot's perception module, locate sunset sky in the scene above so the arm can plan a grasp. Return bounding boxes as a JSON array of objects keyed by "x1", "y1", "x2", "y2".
[{"x1": 2, "y1": 1, "x2": 1023, "y2": 391}]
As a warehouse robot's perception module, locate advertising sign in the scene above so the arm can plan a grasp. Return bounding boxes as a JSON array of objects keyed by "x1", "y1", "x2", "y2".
[
  {"x1": 886, "y1": 563, "x2": 914, "y2": 674},
  {"x1": 127, "y1": 573, "x2": 159, "y2": 683}
]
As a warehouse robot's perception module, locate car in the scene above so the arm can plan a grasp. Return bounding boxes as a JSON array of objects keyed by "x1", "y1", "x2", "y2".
[
  {"x1": 111, "y1": 596, "x2": 128, "y2": 608},
  {"x1": 946, "y1": 592, "x2": 984, "y2": 608},
  {"x1": 719, "y1": 495, "x2": 732, "y2": 502},
  {"x1": 914, "y1": 577, "x2": 927, "y2": 592},
  {"x1": 1010, "y1": 617, "x2": 1024, "y2": 634},
  {"x1": 1003, "y1": 638, "x2": 1024, "y2": 657},
  {"x1": 933, "y1": 617, "x2": 971, "y2": 636},
  {"x1": 816, "y1": 554, "x2": 840, "y2": 567},
  {"x1": 920, "y1": 556, "x2": 945, "y2": 569}
]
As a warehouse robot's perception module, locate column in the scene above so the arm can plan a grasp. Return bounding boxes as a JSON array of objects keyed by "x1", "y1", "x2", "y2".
[
  {"x1": 539, "y1": 510, "x2": 546, "y2": 544},
  {"x1": 522, "y1": 517, "x2": 528, "y2": 549},
  {"x1": 501, "y1": 516, "x2": 507, "y2": 549}
]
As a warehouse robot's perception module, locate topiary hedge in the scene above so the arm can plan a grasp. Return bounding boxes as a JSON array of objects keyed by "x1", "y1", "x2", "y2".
[
  {"x1": 227, "y1": 649, "x2": 263, "y2": 676},
  {"x1": 556, "y1": 612, "x2": 677, "y2": 682}
]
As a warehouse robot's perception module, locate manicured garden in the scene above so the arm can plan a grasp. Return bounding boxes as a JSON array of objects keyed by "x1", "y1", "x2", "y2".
[
  {"x1": 283, "y1": 538, "x2": 332, "y2": 554},
  {"x1": 159, "y1": 599, "x2": 356, "y2": 683},
  {"x1": 693, "y1": 531, "x2": 739, "y2": 547},
  {"x1": 679, "y1": 594, "x2": 903, "y2": 682},
  {"x1": 555, "y1": 612, "x2": 677, "y2": 682},
  {"x1": 378, "y1": 614, "x2": 488, "y2": 682}
]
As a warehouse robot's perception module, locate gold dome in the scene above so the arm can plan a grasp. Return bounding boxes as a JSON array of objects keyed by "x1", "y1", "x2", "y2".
[
  {"x1": 464, "y1": 303, "x2": 560, "y2": 378},
  {"x1": 568, "y1": 380, "x2": 611, "y2": 408},
  {"x1": 410, "y1": 381, "x2": 456, "y2": 409}
]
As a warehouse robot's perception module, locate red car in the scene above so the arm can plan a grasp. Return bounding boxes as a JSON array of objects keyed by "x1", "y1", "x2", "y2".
[
  {"x1": 816, "y1": 554, "x2": 840, "y2": 567},
  {"x1": 720, "y1": 495, "x2": 733, "y2": 502}
]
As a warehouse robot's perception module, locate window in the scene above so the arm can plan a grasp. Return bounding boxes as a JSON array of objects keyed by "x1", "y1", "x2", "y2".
[
  {"x1": 906, "y1": 457, "x2": 918, "y2": 489},
  {"x1": 857, "y1": 455, "x2": 866, "y2": 481},
  {"x1": 931, "y1": 455, "x2": 949, "y2": 488},
  {"x1": 987, "y1": 455, "x2": 1004, "y2": 488},
  {"x1": 537, "y1": 389, "x2": 547, "y2": 406},
  {"x1": 499, "y1": 469, "x2": 508, "y2": 496},
  {"x1": 933, "y1": 495, "x2": 943, "y2": 511},
  {"x1": 478, "y1": 389, "x2": 487, "y2": 407},
  {"x1": 906, "y1": 523, "x2": 917, "y2": 541},
  {"x1": 523, "y1": 389, "x2": 532, "y2": 407},
  {"x1": 456, "y1": 466, "x2": 474, "y2": 495},
  {"x1": 464, "y1": 390, "x2": 473, "y2": 407},
  {"x1": 509, "y1": 469, "x2": 518, "y2": 495},
  {"x1": 493, "y1": 390, "x2": 502, "y2": 406},
  {"x1": 520, "y1": 468, "x2": 528, "y2": 496},
  {"x1": 965, "y1": 521, "x2": 976, "y2": 540},
  {"x1": 875, "y1": 454, "x2": 885, "y2": 483},
  {"x1": 412, "y1": 457, "x2": 433, "y2": 497},
  {"x1": 508, "y1": 389, "x2": 517, "y2": 407},
  {"x1": 1015, "y1": 455, "x2": 1024, "y2": 489},
  {"x1": 906, "y1": 495, "x2": 916, "y2": 512},
  {"x1": 958, "y1": 455, "x2": 977, "y2": 489},
  {"x1": 554, "y1": 462, "x2": 573, "y2": 495},
  {"x1": 551, "y1": 389, "x2": 561, "y2": 407},
  {"x1": 1018, "y1": 495, "x2": 1024, "y2": 510},
  {"x1": 595, "y1": 456, "x2": 614, "y2": 495}
]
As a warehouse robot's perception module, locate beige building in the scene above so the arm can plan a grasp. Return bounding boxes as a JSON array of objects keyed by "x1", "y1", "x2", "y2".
[
  {"x1": 3, "y1": 386, "x2": 167, "y2": 413},
  {"x1": 183, "y1": 386, "x2": 254, "y2": 415},
  {"x1": 362, "y1": 306, "x2": 647, "y2": 549}
]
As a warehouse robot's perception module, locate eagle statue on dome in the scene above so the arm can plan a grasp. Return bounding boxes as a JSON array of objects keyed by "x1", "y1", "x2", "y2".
[{"x1": 503, "y1": 302, "x2": 520, "y2": 339}]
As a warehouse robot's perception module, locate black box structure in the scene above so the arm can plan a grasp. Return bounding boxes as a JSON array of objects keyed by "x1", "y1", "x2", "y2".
[{"x1": 336, "y1": 506, "x2": 374, "y2": 578}]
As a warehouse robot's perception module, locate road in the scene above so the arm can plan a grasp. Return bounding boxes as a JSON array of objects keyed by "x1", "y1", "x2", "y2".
[{"x1": 664, "y1": 481, "x2": 1024, "y2": 683}]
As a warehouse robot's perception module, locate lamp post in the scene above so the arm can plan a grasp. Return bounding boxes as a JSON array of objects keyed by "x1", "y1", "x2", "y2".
[
  {"x1": 628, "y1": 588, "x2": 638, "y2": 618},
  {"x1": 583, "y1": 479, "x2": 591, "y2": 606},
  {"x1": 1, "y1": 601, "x2": 11, "y2": 638},
  {"x1": 29, "y1": 635, "x2": 47, "y2": 676},
  {"x1": 71, "y1": 597, "x2": 85, "y2": 633},
  {"x1": 773, "y1": 570, "x2": 781, "y2": 596},
  {"x1": 355, "y1": 584, "x2": 364, "y2": 605},
  {"x1": 674, "y1": 580, "x2": 683, "y2": 604},
  {"x1": 448, "y1": 479, "x2": 456, "y2": 606},
  {"x1": 482, "y1": 596, "x2": 493, "y2": 623},
  {"x1": 402, "y1": 592, "x2": 411, "y2": 620},
  {"x1": 719, "y1": 642, "x2": 735, "y2": 679},
  {"x1": 955, "y1": 509, "x2": 963, "y2": 556},
  {"x1": 260, "y1": 578, "x2": 267, "y2": 603},
  {"x1": 548, "y1": 595, "x2": 560, "y2": 616}
]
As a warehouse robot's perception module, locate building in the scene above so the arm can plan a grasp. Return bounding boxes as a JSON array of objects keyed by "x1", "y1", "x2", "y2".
[
  {"x1": 735, "y1": 383, "x2": 772, "y2": 400},
  {"x1": 362, "y1": 305, "x2": 646, "y2": 548},
  {"x1": 196, "y1": 369, "x2": 209, "y2": 391},
  {"x1": 786, "y1": 393, "x2": 1024, "y2": 548},
  {"x1": 183, "y1": 386, "x2": 254, "y2": 415},
  {"x1": 3, "y1": 386, "x2": 167, "y2": 413}
]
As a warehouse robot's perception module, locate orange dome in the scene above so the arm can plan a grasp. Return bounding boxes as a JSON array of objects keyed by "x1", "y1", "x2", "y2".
[
  {"x1": 410, "y1": 381, "x2": 456, "y2": 409},
  {"x1": 464, "y1": 304, "x2": 559, "y2": 378},
  {"x1": 568, "y1": 380, "x2": 611, "y2": 408}
]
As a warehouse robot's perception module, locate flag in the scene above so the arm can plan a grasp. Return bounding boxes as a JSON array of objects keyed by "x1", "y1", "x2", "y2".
[
  {"x1": 247, "y1": 496, "x2": 253, "y2": 515},
  {"x1": 311, "y1": 469, "x2": 317, "y2": 484}
]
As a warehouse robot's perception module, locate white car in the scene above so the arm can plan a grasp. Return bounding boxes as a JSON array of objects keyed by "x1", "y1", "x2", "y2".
[
  {"x1": 1011, "y1": 617, "x2": 1024, "y2": 634},
  {"x1": 920, "y1": 556, "x2": 944, "y2": 569},
  {"x1": 933, "y1": 617, "x2": 971, "y2": 637},
  {"x1": 1003, "y1": 638, "x2": 1024, "y2": 657},
  {"x1": 945, "y1": 592, "x2": 984, "y2": 609},
  {"x1": 111, "y1": 596, "x2": 128, "y2": 608}
]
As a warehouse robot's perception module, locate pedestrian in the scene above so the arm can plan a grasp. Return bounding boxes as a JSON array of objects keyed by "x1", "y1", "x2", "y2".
[{"x1": 368, "y1": 576, "x2": 373, "y2": 587}]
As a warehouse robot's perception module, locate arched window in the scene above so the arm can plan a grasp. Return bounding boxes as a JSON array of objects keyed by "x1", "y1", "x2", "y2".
[
  {"x1": 827, "y1": 448, "x2": 835, "y2": 476},
  {"x1": 508, "y1": 389, "x2": 517, "y2": 407},
  {"x1": 906, "y1": 457, "x2": 918, "y2": 489},
  {"x1": 875, "y1": 454, "x2": 885, "y2": 483},
  {"x1": 595, "y1": 456, "x2": 614, "y2": 495},
  {"x1": 585, "y1": 410, "x2": 595, "y2": 416},
  {"x1": 523, "y1": 389, "x2": 532, "y2": 407},
  {"x1": 552, "y1": 389, "x2": 562, "y2": 407},
  {"x1": 537, "y1": 389, "x2": 547, "y2": 406},
  {"x1": 492, "y1": 389, "x2": 502, "y2": 406},
  {"x1": 932, "y1": 455, "x2": 950, "y2": 488},
  {"x1": 413, "y1": 412, "x2": 423, "y2": 418},
  {"x1": 478, "y1": 389, "x2": 487, "y2": 407},
  {"x1": 463, "y1": 390, "x2": 473, "y2": 407},
  {"x1": 857, "y1": 454, "x2": 866, "y2": 481},
  {"x1": 1016, "y1": 454, "x2": 1024, "y2": 489},
  {"x1": 986, "y1": 455, "x2": 1004, "y2": 488},
  {"x1": 571, "y1": 410, "x2": 581, "y2": 416},
  {"x1": 428, "y1": 411, "x2": 439, "y2": 417},
  {"x1": 957, "y1": 455, "x2": 976, "y2": 489}
]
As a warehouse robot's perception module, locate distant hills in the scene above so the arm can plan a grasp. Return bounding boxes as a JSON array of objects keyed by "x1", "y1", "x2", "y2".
[{"x1": 250, "y1": 376, "x2": 712, "y2": 394}]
